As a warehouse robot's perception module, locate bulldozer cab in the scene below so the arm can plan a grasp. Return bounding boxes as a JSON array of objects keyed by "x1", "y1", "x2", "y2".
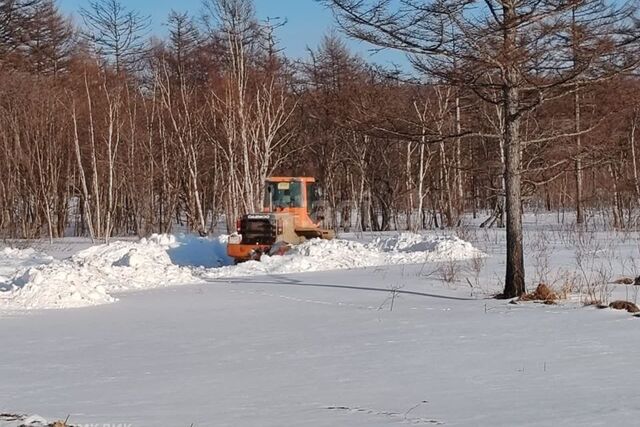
[
  {"x1": 264, "y1": 177, "x2": 323, "y2": 223},
  {"x1": 265, "y1": 180, "x2": 304, "y2": 209}
]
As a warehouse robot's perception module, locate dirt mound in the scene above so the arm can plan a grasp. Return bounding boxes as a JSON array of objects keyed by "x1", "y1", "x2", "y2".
[
  {"x1": 613, "y1": 277, "x2": 634, "y2": 285},
  {"x1": 609, "y1": 300, "x2": 640, "y2": 313}
]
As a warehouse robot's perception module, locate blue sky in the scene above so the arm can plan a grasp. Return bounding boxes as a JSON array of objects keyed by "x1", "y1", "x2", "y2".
[{"x1": 57, "y1": 0, "x2": 408, "y2": 67}]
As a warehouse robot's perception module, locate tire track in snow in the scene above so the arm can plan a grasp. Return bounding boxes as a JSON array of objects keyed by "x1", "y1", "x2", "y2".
[{"x1": 324, "y1": 404, "x2": 444, "y2": 425}]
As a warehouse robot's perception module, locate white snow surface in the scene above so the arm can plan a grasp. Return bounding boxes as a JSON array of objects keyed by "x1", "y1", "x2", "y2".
[
  {"x1": 4, "y1": 217, "x2": 640, "y2": 426},
  {"x1": 0, "y1": 232, "x2": 481, "y2": 310}
]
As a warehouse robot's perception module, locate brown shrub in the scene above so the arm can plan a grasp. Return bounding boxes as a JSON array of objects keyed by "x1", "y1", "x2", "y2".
[
  {"x1": 609, "y1": 300, "x2": 640, "y2": 313},
  {"x1": 613, "y1": 277, "x2": 634, "y2": 285},
  {"x1": 519, "y1": 284, "x2": 558, "y2": 303}
]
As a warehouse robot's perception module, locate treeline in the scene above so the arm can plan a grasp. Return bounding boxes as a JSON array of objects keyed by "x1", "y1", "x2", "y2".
[{"x1": 1, "y1": 0, "x2": 640, "y2": 241}]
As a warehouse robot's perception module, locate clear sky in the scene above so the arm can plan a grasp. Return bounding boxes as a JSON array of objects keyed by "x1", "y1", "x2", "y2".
[{"x1": 56, "y1": 0, "x2": 409, "y2": 67}]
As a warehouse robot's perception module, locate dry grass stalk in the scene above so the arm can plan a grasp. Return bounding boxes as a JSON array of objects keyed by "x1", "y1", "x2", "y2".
[{"x1": 519, "y1": 283, "x2": 558, "y2": 304}]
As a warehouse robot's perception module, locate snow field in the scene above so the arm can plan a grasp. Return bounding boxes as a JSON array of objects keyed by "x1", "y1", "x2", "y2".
[
  {"x1": 0, "y1": 232, "x2": 483, "y2": 311},
  {"x1": 4, "y1": 219, "x2": 640, "y2": 426}
]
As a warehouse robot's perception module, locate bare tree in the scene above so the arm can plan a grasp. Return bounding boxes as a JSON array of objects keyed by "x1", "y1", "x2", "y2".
[
  {"x1": 80, "y1": 0, "x2": 149, "y2": 73},
  {"x1": 167, "y1": 10, "x2": 201, "y2": 82},
  {"x1": 0, "y1": 0, "x2": 38, "y2": 61},
  {"x1": 21, "y1": 0, "x2": 74, "y2": 74}
]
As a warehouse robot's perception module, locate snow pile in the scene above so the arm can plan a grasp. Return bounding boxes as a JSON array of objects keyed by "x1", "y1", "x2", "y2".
[
  {"x1": 0, "y1": 234, "x2": 229, "y2": 310},
  {"x1": 162, "y1": 233, "x2": 233, "y2": 268},
  {"x1": 369, "y1": 232, "x2": 484, "y2": 262},
  {"x1": 369, "y1": 232, "x2": 429, "y2": 252},
  {"x1": 75, "y1": 239, "x2": 177, "y2": 272},
  {"x1": 0, "y1": 232, "x2": 482, "y2": 310},
  {"x1": 0, "y1": 247, "x2": 53, "y2": 283},
  {"x1": 7, "y1": 265, "x2": 115, "y2": 309},
  {"x1": 0, "y1": 413, "x2": 49, "y2": 427},
  {"x1": 205, "y1": 232, "x2": 484, "y2": 279},
  {"x1": 0, "y1": 247, "x2": 52, "y2": 263}
]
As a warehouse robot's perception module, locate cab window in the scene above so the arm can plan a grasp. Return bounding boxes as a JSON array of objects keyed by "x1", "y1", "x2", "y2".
[{"x1": 265, "y1": 181, "x2": 303, "y2": 208}]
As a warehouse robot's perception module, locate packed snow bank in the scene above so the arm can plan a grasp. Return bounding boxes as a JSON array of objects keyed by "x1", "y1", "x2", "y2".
[
  {"x1": 0, "y1": 413, "x2": 50, "y2": 427},
  {"x1": 205, "y1": 232, "x2": 484, "y2": 279},
  {"x1": 0, "y1": 234, "x2": 229, "y2": 310},
  {"x1": 163, "y1": 233, "x2": 233, "y2": 268},
  {"x1": 0, "y1": 248, "x2": 53, "y2": 284},
  {"x1": 368, "y1": 232, "x2": 481, "y2": 260},
  {"x1": 0, "y1": 232, "x2": 482, "y2": 310}
]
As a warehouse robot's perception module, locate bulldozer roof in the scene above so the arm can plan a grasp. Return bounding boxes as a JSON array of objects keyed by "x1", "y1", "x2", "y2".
[{"x1": 267, "y1": 176, "x2": 316, "y2": 183}]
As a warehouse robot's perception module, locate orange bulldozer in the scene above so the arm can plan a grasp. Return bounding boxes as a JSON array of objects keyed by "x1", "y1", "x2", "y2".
[{"x1": 227, "y1": 177, "x2": 335, "y2": 263}]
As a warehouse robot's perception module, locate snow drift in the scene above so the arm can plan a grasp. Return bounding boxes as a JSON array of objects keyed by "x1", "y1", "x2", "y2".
[
  {"x1": 204, "y1": 232, "x2": 484, "y2": 279},
  {"x1": 0, "y1": 413, "x2": 50, "y2": 427},
  {"x1": 0, "y1": 232, "x2": 483, "y2": 310},
  {"x1": 0, "y1": 247, "x2": 53, "y2": 283},
  {"x1": 0, "y1": 234, "x2": 228, "y2": 310}
]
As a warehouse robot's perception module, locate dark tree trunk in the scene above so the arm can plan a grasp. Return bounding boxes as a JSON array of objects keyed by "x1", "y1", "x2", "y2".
[
  {"x1": 575, "y1": 88, "x2": 584, "y2": 225},
  {"x1": 503, "y1": 112, "x2": 526, "y2": 297},
  {"x1": 501, "y1": 5, "x2": 526, "y2": 298}
]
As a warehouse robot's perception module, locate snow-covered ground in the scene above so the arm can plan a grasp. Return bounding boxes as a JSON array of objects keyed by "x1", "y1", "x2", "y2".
[{"x1": 2, "y1": 213, "x2": 640, "y2": 426}]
